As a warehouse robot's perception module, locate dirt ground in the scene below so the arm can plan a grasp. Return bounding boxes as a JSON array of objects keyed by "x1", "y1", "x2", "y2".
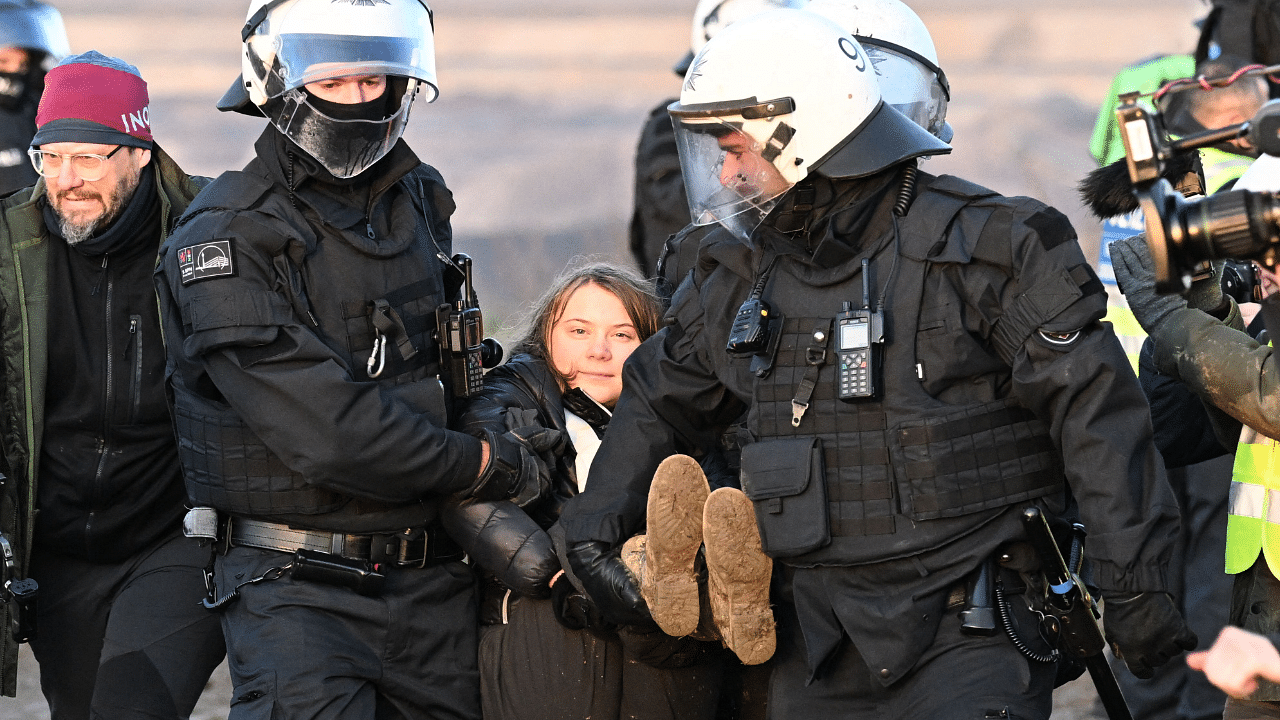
[{"x1": 4, "y1": 0, "x2": 1212, "y2": 718}]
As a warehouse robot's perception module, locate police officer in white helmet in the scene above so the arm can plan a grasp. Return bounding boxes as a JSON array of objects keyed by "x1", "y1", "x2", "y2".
[
  {"x1": 630, "y1": 0, "x2": 808, "y2": 277},
  {"x1": 561, "y1": 8, "x2": 1194, "y2": 718},
  {"x1": 156, "y1": 1, "x2": 553, "y2": 717}
]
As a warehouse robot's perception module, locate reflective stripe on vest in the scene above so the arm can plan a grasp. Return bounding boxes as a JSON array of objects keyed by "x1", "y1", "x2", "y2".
[{"x1": 1227, "y1": 424, "x2": 1280, "y2": 575}]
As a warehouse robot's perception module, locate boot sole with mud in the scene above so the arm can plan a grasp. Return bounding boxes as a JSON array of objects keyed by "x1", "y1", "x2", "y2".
[
  {"x1": 643, "y1": 454, "x2": 710, "y2": 637},
  {"x1": 703, "y1": 487, "x2": 775, "y2": 665}
]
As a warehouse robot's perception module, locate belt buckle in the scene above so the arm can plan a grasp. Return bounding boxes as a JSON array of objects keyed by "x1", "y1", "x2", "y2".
[{"x1": 384, "y1": 528, "x2": 428, "y2": 569}]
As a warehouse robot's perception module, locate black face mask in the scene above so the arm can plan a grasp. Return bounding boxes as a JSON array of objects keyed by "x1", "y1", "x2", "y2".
[
  {"x1": 0, "y1": 71, "x2": 27, "y2": 112},
  {"x1": 303, "y1": 87, "x2": 395, "y2": 122}
]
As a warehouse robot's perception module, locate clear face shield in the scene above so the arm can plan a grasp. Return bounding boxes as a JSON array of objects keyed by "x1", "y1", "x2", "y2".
[
  {"x1": 247, "y1": 25, "x2": 437, "y2": 178},
  {"x1": 671, "y1": 110, "x2": 797, "y2": 243},
  {"x1": 865, "y1": 45, "x2": 947, "y2": 139}
]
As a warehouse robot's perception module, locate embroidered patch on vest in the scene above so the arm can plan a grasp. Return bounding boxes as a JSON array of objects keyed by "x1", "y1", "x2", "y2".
[{"x1": 178, "y1": 240, "x2": 236, "y2": 285}]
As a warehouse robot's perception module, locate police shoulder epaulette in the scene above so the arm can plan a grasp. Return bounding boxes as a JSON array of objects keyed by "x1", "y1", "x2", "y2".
[
  {"x1": 405, "y1": 164, "x2": 456, "y2": 222},
  {"x1": 172, "y1": 170, "x2": 275, "y2": 232},
  {"x1": 928, "y1": 174, "x2": 1000, "y2": 202},
  {"x1": 898, "y1": 175, "x2": 1000, "y2": 262}
]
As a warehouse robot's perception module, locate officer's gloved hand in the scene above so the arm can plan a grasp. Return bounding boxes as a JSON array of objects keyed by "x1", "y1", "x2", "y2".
[
  {"x1": 549, "y1": 572, "x2": 615, "y2": 633},
  {"x1": 1110, "y1": 235, "x2": 1189, "y2": 335},
  {"x1": 1103, "y1": 591, "x2": 1199, "y2": 679},
  {"x1": 465, "y1": 427, "x2": 564, "y2": 504},
  {"x1": 565, "y1": 540, "x2": 652, "y2": 627}
]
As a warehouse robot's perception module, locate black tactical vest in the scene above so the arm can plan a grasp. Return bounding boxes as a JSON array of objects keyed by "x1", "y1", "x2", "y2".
[
  {"x1": 740, "y1": 177, "x2": 1067, "y2": 566},
  {"x1": 164, "y1": 167, "x2": 454, "y2": 520}
]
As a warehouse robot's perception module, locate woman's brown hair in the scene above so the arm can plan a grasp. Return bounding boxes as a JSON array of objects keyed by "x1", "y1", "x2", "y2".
[{"x1": 511, "y1": 262, "x2": 662, "y2": 387}]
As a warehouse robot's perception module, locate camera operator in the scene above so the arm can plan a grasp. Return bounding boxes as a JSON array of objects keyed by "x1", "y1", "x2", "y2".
[{"x1": 1111, "y1": 153, "x2": 1280, "y2": 716}]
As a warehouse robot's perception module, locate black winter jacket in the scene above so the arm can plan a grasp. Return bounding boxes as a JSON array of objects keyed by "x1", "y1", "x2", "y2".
[{"x1": 441, "y1": 354, "x2": 575, "y2": 598}]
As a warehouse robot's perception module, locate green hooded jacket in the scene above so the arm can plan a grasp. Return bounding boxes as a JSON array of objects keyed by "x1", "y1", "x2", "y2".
[{"x1": 0, "y1": 145, "x2": 206, "y2": 696}]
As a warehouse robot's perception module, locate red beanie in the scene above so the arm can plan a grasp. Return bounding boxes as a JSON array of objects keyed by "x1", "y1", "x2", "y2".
[{"x1": 32, "y1": 50, "x2": 152, "y2": 148}]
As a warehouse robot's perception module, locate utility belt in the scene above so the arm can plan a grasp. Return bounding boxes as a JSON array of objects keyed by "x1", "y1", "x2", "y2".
[
  {"x1": 227, "y1": 516, "x2": 463, "y2": 568},
  {"x1": 183, "y1": 508, "x2": 465, "y2": 609}
]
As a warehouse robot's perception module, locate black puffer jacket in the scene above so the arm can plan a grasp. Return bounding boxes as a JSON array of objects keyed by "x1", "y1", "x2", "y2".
[{"x1": 441, "y1": 354, "x2": 579, "y2": 598}]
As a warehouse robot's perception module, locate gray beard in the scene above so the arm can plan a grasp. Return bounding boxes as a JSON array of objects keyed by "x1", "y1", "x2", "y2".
[{"x1": 58, "y1": 217, "x2": 99, "y2": 246}]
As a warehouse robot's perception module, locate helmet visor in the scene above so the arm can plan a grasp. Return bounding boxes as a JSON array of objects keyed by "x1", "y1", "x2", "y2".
[
  {"x1": 672, "y1": 115, "x2": 794, "y2": 237},
  {"x1": 277, "y1": 33, "x2": 432, "y2": 88},
  {"x1": 866, "y1": 46, "x2": 947, "y2": 137}
]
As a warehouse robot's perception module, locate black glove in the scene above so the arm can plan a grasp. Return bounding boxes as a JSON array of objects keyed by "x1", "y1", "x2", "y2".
[
  {"x1": 503, "y1": 408, "x2": 568, "y2": 507},
  {"x1": 1110, "y1": 235, "x2": 1188, "y2": 334},
  {"x1": 550, "y1": 572, "x2": 615, "y2": 633},
  {"x1": 565, "y1": 540, "x2": 652, "y2": 627},
  {"x1": 463, "y1": 426, "x2": 564, "y2": 504},
  {"x1": 1103, "y1": 591, "x2": 1198, "y2": 679}
]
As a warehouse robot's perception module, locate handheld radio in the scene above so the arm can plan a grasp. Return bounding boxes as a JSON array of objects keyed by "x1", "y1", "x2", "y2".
[
  {"x1": 726, "y1": 257, "x2": 778, "y2": 357},
  {"x1": 437, "y1": 254, "x2": 486, "y2": 398},
  {"x1": 836, "y1": 259, "x2": 884, "y2": 400}
]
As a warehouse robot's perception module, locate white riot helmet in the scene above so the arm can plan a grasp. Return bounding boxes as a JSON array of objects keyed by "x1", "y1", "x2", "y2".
[
  {"x1": 230, "y1": 0, "x2": 438, "y2": 179},
  {"x1": 674, "y1": 0, "x2": 810, "y2": 75},
  {"x1": 807, "y1": 0, "x2": 951, "y2": 141},
  {"x1": 0, "y1": 0, "x2": 69, "y2": 63},
  {"x1": 669, "y1": 8, "x2": 950, "y2": 241}
]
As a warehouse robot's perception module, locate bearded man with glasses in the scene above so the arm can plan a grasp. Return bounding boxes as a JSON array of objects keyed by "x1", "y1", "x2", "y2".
[{"x1": 0, "y1": 50, "x2": 225, "y2": 717}]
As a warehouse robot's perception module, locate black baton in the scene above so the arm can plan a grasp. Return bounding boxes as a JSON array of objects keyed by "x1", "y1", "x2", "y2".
[{"x1": 1022, "y1": 507, "x2": 1132, "y2": 720}]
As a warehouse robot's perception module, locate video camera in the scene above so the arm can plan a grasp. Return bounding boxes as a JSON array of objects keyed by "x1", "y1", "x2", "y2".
[{"x1": 1113, "y1": 74, "x2": 1280, "y2": 294}]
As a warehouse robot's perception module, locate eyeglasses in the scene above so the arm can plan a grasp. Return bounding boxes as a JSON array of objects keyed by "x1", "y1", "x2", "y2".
[{"x1": 28, "y1": 145, "x2": 124, "y2": 182}]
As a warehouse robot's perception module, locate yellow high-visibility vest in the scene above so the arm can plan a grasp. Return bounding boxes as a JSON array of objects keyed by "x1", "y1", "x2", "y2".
[
  {"x1": 1226, "y1": 424, "x2": 1280, "y2": 576},
  {"x1": 1201, "y1": 146, "x2": 1257, "y2": 195},
  {"x1": 1103, "y1": 302, "x2": 1146, "y2": 374}
]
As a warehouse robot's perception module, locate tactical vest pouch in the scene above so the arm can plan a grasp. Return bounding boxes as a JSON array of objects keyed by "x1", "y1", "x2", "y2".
[
  {"x1": 891, "y1": 399, "x2": 1063, "y2": 521},
  {"x1": 740, "y1": 437, "x2": 830, "y2": 558}
]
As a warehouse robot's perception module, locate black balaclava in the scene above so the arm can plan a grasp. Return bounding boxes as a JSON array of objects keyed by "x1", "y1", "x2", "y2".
[
  {"x1": 0, "y1": 51, "x2": 47, "y2": 112},
  {"x1": 759, "y1": 165, "x2": 900, "y2": 263}
]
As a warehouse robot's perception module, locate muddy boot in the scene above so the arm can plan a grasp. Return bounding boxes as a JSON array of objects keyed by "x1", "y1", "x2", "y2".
[
  {"x1": 641, "y1": 454, "x2": 711, "y2": 637},
  {"x1": 703, "y1": 487, "x2": 775, "y2": 665},
  {"x1": 621, "y1": 534, "x2": 647, "y2": 583}
]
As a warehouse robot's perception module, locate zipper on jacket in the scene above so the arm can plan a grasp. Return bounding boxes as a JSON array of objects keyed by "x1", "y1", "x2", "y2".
[
  {"x1": 89, "y1": 262, "x2": 116, "y2": 544},
  {"x1": 90, "y1": 255, "x2": 107, "y2": 296},
  {"x1": 127, "y1": 315, "x2": 142, "y2": 424}
]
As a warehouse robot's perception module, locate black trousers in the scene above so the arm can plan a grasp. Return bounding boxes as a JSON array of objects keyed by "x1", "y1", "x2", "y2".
[
  {"x1": 478, "y1": 593, "x2": 724, "y2": 720},
  {"x1": 767, "y1": 587, "x2": 1057, "y2": 720},
  {"x1": 216, "y1": 545, "x2": 480, "y2": 720},
  {"x1": 28, "y1": 530, "x2": 226, "y2": 720}
]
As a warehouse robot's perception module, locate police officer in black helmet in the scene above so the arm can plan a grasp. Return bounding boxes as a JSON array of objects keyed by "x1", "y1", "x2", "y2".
[
  {"x1": 559, "y1": 9, "x2": 1197, "y2": 718},
  {"x1": 0, "y1": 0, "x2": 68, "y2": 196},
  {"x1": 155, "y1": 1, "x2": 550, "y2": 717}
]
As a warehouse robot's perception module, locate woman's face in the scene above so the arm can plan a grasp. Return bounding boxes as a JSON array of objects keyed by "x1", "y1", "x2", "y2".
[{"x1": 549, "y1": 282, "x2": 642, "y2": 408}]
